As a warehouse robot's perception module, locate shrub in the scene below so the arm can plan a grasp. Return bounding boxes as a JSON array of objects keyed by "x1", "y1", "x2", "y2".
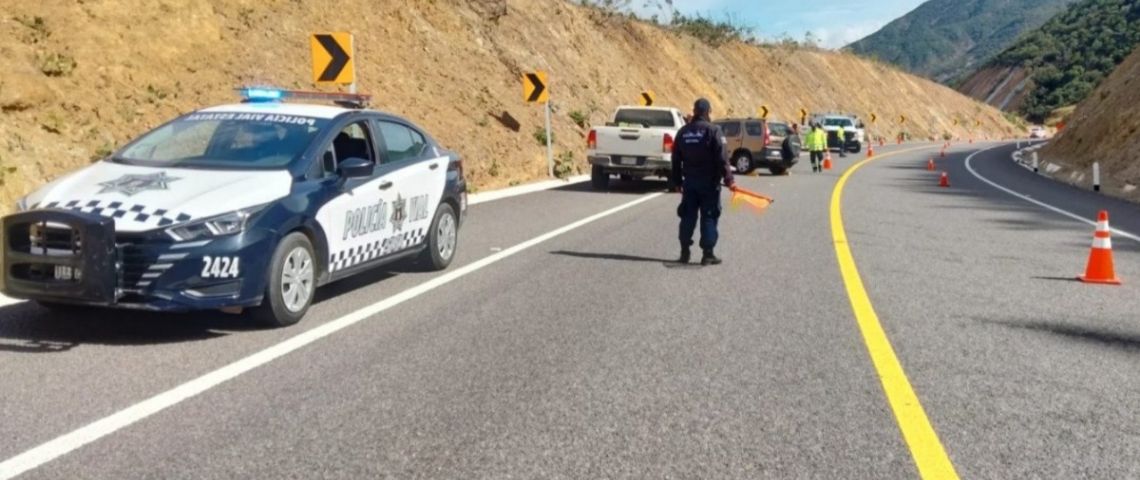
[{"x1": 533, "y1": 127, "x2": 554, "y2": 146}]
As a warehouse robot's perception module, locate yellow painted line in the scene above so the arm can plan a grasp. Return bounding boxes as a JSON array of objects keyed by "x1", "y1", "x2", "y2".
[{"x1": 830, "y1": 147, "x2": 961, "y2": 479}]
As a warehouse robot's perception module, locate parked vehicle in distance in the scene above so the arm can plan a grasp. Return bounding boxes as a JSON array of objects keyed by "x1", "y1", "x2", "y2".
[
  {"x1": 817, "y1": 115, "x2": 865, "y2": 153},
  {"x1": 586, "y1": 106, "x2": 686, "y2": 190},
  {"x1": 714, "y1": 118, "x2": 798, "y2": 175},
  {"x1": 1029, "y1": 125, "x2": 1047, "y2": 138}
]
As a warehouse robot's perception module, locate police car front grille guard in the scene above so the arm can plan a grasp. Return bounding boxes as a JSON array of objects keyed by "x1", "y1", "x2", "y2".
[{"x1": 21, "y1": 222, "x2": 83, "y2": 282}]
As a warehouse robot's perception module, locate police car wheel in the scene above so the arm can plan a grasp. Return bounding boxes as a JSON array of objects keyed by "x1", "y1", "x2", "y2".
[
  {"x1": 733, "y1": 154, "x2": 753, "y2": 174},
  {"x1": 419, "y1": 202, "x2": 458, "y2": 271},
  {"x1": 252, "y1": 232, "x2": 315, "y2": 328}
]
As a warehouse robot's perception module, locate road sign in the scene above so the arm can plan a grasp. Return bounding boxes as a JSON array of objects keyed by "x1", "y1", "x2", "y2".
[
  {"x1": 640, "y1": 91, "x2": 655, "y2": 106},
  {"x1": 870, "y1": 113, "x2": 877, "y2": 123},
  {"x1": 975, "y1": 120, "x2": 982, "y2": 127},
  {"x1": 523, "y1": 71, "x2": 549, "y2": 104},
  {"x1": 759, "y1": 105, "x2": 769, "y2": 119},
  {"x1": 800, "y1": 108, "x2": 808, "y2": 125},
  {"x1": 953, "y1": 119, "x2": 960, "y2": 126},
  {"x1": 310, "y1": 33, "x2": 354, "y2": 85},
  {"x1": 898, "y1": 114, "x2": 907, "y2": 124}
]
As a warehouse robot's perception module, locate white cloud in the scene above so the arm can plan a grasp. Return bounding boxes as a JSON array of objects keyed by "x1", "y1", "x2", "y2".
[{"x1": 810, "y1": 21, "x2": 884, "y2": 49}]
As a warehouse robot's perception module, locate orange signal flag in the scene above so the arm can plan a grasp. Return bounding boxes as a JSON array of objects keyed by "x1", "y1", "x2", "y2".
[{"x1": 729, "y1": 185, "x2": 774, "y2": 214}]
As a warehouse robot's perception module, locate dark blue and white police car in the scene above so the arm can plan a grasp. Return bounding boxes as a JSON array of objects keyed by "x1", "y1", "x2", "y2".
[{"x1": 1, "y1": 87, "x2": 467, "y2": 327}]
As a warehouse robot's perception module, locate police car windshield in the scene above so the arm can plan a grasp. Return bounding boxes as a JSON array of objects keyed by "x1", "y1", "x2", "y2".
[
  {"x1": 114, "y1": 112, "x2": 328, "y2": 169},
  {"x1": 823, "y1": 118, "x2": 854, "y2": 128},
  {"x1": 613, "y1": 109, "x2": 676, "y2": 128}
]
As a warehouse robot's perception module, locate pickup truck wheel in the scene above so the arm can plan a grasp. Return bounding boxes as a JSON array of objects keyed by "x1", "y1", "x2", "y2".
[
  {"x1": 591, "y1": 165, "x2": 609, "y2": 190},
  {"x1": 733, "y1": 153, "x2": 753, "y2": 174},
  {"x1": 850, "y1": 143, "x2": 862, "y2": 153}
]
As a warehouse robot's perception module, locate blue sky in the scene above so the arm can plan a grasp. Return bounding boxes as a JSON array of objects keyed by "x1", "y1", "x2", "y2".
[{"x1": 631, "y1": 0, "x2": 927, "y2": 49}]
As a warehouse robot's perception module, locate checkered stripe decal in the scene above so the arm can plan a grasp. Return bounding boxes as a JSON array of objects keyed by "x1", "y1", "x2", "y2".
[
  {"x1": 329, "y1": 229, "x2": 427, "y2": 272},
  {"x1": 42, "y1": 200, "x2": 193, "y2": 227}
]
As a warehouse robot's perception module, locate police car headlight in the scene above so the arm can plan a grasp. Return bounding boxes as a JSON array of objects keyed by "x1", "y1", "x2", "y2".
[{"x1": 165, "y1": 204, "x2": 268, "y2": 242}]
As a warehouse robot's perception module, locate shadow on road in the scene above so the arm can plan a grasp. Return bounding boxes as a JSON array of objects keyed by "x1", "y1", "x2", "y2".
[
  {"x1": 980, "y1": 317, "x2": 1140, "y2": 352},
  {"x1": 550, "y1": 250, "x2": 675, "y2": 264},
  {"x1": 0, "y1": 302, "x2": 256, "y2": 353}
]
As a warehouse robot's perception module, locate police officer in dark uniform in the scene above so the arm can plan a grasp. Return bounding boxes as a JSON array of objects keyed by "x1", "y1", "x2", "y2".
[{"x1": 670, "y1": 98, "x2": 735, "y2": 266}]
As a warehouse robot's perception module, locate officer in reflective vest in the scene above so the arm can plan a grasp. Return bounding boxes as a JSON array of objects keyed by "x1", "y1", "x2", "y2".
[
  {"x1": 670, "y1": 98, "x2": 735, "y2": 266},
  {"x1": 837, "y1": 124, "x2": 847, "y2": 158}
]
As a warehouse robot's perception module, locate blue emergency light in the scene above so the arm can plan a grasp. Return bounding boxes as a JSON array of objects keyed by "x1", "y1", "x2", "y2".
[{"x1": 236, "y1": 86, "x2": 371, "y2": 108}]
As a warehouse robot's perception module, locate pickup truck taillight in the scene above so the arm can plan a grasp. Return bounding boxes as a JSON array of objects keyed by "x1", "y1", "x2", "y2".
[
  {"x1": 587, "y1": 129, "x2": 597, "y2": 150},
  {"x1": 663, "y1": 133, "x2": 674, "y2": 153},
  {"x1": 763, "y1": 125, "x2": 771, "y2": 147}
]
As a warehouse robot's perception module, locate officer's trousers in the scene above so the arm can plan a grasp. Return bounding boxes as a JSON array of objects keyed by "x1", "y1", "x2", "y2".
[{"x1": 677, "y1": 177, "x2": 721, "y2": 251}]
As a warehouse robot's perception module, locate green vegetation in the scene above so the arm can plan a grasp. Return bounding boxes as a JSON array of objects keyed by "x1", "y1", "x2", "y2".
[
  {"x1": 847, "y1": 0, "x2": 1079, "y2": 83},
  {"x1": 668, "y1": 12, "x2": 752, "y2": 47},
  {"x1": 533, "y1": 126, "x2": 553, "y2": 146},
  {"x1": 578, "y1": 0, "x2": 755, "y2": 47},
  {"x1": 39, "y1": 52, "x2": 76, "y2": 77},
  {"x1": 568, "y1": 110, "x2": 589, "y2": 128},
  {"x1": 553, "y1": 151, "x2": 578, "y2": 179},
  {"x1": 984, "y1": 0, "x2": 1140, "y2": 121}
]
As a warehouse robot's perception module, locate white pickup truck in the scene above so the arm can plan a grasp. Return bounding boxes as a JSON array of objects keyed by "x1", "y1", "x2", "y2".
[
  {"x1": 818, "y1": 115, "x2": 866, "y2": 153},
  {"x1": 586, "y1": 106, "x2": 685, "y2": 190}
]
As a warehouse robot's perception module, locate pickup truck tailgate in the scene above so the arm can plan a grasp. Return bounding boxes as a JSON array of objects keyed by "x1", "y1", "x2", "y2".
[{"x1": 593, "y1": 127, "x2": 669, "y2": 158}]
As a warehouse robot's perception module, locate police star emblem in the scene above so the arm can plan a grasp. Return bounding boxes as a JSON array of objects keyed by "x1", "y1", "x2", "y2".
[
  {"x1": 390, "y1": 193, "x2": 407, "y2": 232},
  {"x1": 97, "y1": 171, "x2": 181, "y2": 197}
]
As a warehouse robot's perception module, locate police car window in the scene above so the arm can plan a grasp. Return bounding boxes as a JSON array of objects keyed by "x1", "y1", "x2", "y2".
[
  {"x1": 770, "y1": 124, "x2": 789, "y2": 136},
  {"x1": 823, "y1": 118, "x2": 853, "y2": 128},
  {"x1": 745, "y1": 122, "x2": 764, "y2": 136},
  {"x1": 116, "y1": 112, "x2": 327, "y2": 169},
  {"x1": 377, "y1": 121, "x2": 427, "y2": 164},
  {"x1": 717, "y1": 122, "x2": 741, "y2": 137},
  {"x1": 323, "y1": 121, "x2": 377, "y2": 175},
  {"x1": 613, "y1": 109, "x2": 675, "y2": 128}
]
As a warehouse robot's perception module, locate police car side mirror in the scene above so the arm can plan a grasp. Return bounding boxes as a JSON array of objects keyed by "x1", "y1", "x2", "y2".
[{"x1": 337, "y1": 157, "x2": 373, "y2": 179}]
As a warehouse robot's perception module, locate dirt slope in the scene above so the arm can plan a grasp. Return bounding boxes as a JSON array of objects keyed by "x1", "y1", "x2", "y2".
[
  {"x1": 0, "y1": 0, "x2": 1016, "y2": 212},
  {"x1": 1040, "y1": 46, "x2": 1140, "y2": 201},
  {"x1": 958, "y1": 65, "x2": 1031, "y2": 111}
]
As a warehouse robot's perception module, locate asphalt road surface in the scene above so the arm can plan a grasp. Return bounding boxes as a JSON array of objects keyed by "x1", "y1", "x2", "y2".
[{"x1": 2, "y1": 141, "x2": 1138, "y2": 479}]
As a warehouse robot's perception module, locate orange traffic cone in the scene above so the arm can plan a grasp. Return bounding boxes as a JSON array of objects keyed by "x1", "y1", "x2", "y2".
[
  {"x1": 1079, "y1": 210, "x2": 1122, "y2": 285},
  {"x1": 969, "y1": 138, "x2": 974, "y2": 144},
  {"x1": 940, "y1": 149, "x2": 947, "y2": 159},
  {"x1": 867, "y1": 144, "x2": 875, "y2": 158},
  {"x1": 879, "y1": 138, "x2": 885, "y2": 147},
  {"x1": 927, "y1": 158, "x2": 935, "y2": 171},
  {"x1": 823, "y1": 155, "x2": 833, "y2": 171},
  {"x1": 939, "y1": 171, "x2": 949, "y2": 187}
]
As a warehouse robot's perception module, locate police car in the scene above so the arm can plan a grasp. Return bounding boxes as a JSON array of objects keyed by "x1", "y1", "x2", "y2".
[{"x1": 1, "y1": 87, "x2": 467, "y2": 327}]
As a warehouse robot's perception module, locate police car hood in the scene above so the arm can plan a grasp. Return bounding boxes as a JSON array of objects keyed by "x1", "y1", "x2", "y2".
[{"x1": 25, "y1": 161, "x2": 292, "y2": 232}]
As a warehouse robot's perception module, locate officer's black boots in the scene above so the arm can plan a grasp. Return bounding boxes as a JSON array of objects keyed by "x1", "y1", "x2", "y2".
[
  {"x1": 678, "y1": 248, "x2": 691, "y2": 264},
  {"x1": 701, "y1": 250, "x2": 722, "y2": 266}
]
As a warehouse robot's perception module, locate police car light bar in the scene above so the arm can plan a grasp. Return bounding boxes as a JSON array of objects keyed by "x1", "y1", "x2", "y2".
[{"x1": 236, "y1": 86, "x2": 371, "y2": 108}]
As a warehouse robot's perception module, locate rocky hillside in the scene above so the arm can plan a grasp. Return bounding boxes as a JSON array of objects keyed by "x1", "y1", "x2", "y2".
[
  {"x1": 0, "y1": 0, "x2": 1017, "y2": 212},
  {"x1": 846, "y1": 0, "x2": 1078, "y2": 83},
  {"x1": 1039, "y1": 45, "x2": 1140, "y2": 202},
  {"x1": 958, "y1": 0, "x2": 1140, "y2": 121}
]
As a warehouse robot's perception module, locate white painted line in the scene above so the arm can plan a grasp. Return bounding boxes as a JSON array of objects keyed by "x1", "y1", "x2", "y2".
[
  {"x1": 965, "y1": 145, "x2": 1140, "y2": 243},
  {"x1": 468, "y1": 175, "x2": 590, "y2": 205},
  {"x1": 0, "y1": 192, "x2": 664, "y2": 479}
]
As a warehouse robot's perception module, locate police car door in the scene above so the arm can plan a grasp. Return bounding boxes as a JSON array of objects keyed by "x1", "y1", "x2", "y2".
[
  {"x1": 314, "y1": 119, "x2": 394, "y2": 275},
  {"x1": 370, "y1": 119, "x2": 448, "y2": 258}
]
